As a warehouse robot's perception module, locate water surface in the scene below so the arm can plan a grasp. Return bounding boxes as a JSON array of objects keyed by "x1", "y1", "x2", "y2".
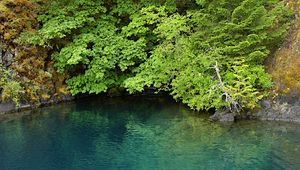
[{"x1": 0, "y1": 96, "x2": 300, "y2": 170}]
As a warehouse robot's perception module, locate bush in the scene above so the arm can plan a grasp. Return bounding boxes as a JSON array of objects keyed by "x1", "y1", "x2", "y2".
[
  {"x1": 0, "y1": 66, "x2": 24, "y2": 106},
  {"x1": 19, "y1": 0, "x2": 292, "y2": 112}
]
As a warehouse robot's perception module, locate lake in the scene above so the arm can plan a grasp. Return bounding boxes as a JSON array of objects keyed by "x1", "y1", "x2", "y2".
[{"x1": 0, "y1": 96, "x2": 300, "y2": 170}]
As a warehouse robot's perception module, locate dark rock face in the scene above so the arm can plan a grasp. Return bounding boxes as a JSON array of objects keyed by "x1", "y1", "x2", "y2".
[
  {"x1": 210, "y1": 95, "x2": 300, "y2": 122},
  {"x1": 0, "y1": 44, "x2": 3, "y2": 63},
  {"x1": 107, "y1": 87, "x2": 124, "y2": 97},
  {"x1": 3, "y1": 51, "x2": 13, "y2": 67},
  {"x1": 0, "y1": 45, "x2": 14, "y2": 67},
  {"x1": 256, "y1": 97, "x2": 300, "y2": 122},
  {"x1": 209, "y1": 109, "x2": 235, "y2": 122},
  {"x1": 0, "y1": 102, "x2": 16, "y2": 115},
  {"x1": 0, "y1": 101, "x2": 33, "y2": 115},
  {"x1": 0, "y1": 96, "x2": 74, "y2": 116},
  {"x1": 0, "y1": 44, "x2": 5, "y2": 65}
]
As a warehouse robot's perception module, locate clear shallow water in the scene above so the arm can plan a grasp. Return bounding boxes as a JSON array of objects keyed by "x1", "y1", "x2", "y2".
[{"x1": 0, "y1": 96, "x2": 300, "y2": 170}]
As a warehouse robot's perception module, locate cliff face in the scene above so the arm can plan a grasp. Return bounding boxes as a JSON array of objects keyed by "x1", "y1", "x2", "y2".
[
  {"x1": 255, "y1": 0, "x2": 300, "y2": 122},
  {"x1": 267, "y1": 0, "x2": 300, "y2": 99},
  {"x1": 0, "y1": 0, "x2": 71, "y2": 110}
]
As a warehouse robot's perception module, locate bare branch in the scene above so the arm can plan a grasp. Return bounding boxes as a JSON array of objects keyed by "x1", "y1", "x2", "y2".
[{"x1": 212, "y1": 61, "x2": 241, "y2": 113}]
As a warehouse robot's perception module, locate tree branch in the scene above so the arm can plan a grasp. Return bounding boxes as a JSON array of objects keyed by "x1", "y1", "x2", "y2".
[{"x1": 212, "y1": 61, "x2": 241, "y2": 113}]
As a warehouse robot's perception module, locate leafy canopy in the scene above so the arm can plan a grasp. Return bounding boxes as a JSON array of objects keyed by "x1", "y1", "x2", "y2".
[{"x1": 19, "y1": 0, "x2": 292, "y2": 111}]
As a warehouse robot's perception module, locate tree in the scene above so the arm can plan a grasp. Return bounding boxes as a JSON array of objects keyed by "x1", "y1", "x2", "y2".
[
  {"x1": 19, "y1": 0, "x2": 292, "y2": 112},
  {"x1": 125, "y1": 0, "x2": 291, "y2": 111}
]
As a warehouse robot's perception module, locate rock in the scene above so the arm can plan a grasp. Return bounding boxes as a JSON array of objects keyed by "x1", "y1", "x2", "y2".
[
  {"x1": 0, "y1": 48, "x2": 14, "y2": 67},
  {"x1": 18, "y1": 104, "x2": 31, "y2": 111},
  {"x1": 3, "y1": 51, "x2": 13, "y2": 67},
  {"x1": 0, "y1": 93, "x2": 74, "y2": 116},
  {"x1": 260, "y1": 100, "x2": 271, "y2": 109},
  {"x1": 108, "y1": 87, "x2": 124, "y2": 97},
  {"x1": 255, "y1": 97, "x2": 300, "y2": 122},
  {"x1": 0, "y1": 102, "x2": 16, "y2": 114},
  {"x1": 45, "y1": 93, "x2": 74, "y2": 105},
  {"x1": 209, "y1": 109, "x2": 235, "y2": 122},
  {"x1": 219, "y1": 113, "x2": 235, "y2": 122},
  {"x1": 0, "y1": 44, "x2": 3, "y2": 63}
]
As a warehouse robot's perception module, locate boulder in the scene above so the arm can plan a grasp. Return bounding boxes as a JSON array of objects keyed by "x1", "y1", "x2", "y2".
[{"x1": 209, "y1": 108, "x2": 235, "y2": 122}]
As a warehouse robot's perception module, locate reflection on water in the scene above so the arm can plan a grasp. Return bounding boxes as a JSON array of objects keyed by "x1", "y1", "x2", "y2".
[{"x1": 0, "y1": 96, "x2": 300, "y2": 170}]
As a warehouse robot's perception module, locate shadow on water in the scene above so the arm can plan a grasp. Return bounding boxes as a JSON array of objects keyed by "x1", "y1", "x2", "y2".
[{"x1": 0, "y1": 95, "x2": 300, "y2": 170}]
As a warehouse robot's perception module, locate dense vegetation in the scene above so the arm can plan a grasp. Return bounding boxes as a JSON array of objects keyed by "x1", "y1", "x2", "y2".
[
  {"x1": 0, "y1": 0, "x2": 69, "y2": 105},
  {"x1": 13, "y1": 0, "x2": 293, "y2": 112},
  {"x1": 0, "y1": 65, "x2": 24, "y2": 105}
]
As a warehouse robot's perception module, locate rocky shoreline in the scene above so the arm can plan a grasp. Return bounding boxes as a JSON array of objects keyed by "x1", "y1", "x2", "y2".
[
  {"x1": 1, "y1": 94, "x2": 300, "y2": 123},
  {"x1": 256, "y1": 97, "x2": 300, "y2": 122},
  {"x1": 209, "y1": 96, "x2": 300, "y2": 123},
  {"x1": 0, "y1": 95, "x2": 74, "y2": 120}
]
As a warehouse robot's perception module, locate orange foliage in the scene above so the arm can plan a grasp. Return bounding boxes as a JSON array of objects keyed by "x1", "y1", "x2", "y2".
[{"x1": 0, "y1": 0, "x2": 37, "y2": 43}]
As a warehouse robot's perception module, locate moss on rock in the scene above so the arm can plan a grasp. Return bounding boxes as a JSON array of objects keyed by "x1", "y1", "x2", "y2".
[
  {"x1": 0, "y1": 0, "x2": 70, "y2": 106},
  {"x1": 267, "y1": 1, "x2": 300, "y2": 99}
]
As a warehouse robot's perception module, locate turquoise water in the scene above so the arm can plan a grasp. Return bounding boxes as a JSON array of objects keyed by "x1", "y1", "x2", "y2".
[{"x1": 0, "y1": 96, "x2": 300, "y2": 170}]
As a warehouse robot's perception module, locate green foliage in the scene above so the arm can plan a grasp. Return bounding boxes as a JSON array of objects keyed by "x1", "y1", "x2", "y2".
[
  {"x1": 54, "y1": 17, "x2": 146, "y2": 94},
  {"x1": 18, "y1": 0, "x2": 107, "y2": 46},
  {"x1": 19, "y1": 0, "x2": 292, "y2": 112},
  {"x1": 0, "y1": 66, "x2": 24, "y2": 106},
  {"x1": 19, "y1": 0, "x2": 147, "y2": 94},
  {"x1": 125, "y1": 0, "x2": 290, "y2": 111}
]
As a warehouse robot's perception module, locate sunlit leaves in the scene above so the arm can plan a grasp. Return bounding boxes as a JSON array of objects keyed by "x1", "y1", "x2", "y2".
[
  {"x1": 125, "y1": 0, "x2": 290, "y2": 111},
  {"x1": 154, "y1": 14, "x2": 190, "y2": 40},
  {"x1": 19, "y1": 0, "x2": 291, "y2": 111},
  {"x1": 18, "y1": 0, "x2": 106, "y2": 46},
  {"x1": 52, "y1": 18, "x2": 146, "y2": 94}
]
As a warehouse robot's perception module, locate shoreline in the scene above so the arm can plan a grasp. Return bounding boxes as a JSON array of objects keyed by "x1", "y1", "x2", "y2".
[{"x1": 1, "y1": 94, "x2": 300, "y2": 123}]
